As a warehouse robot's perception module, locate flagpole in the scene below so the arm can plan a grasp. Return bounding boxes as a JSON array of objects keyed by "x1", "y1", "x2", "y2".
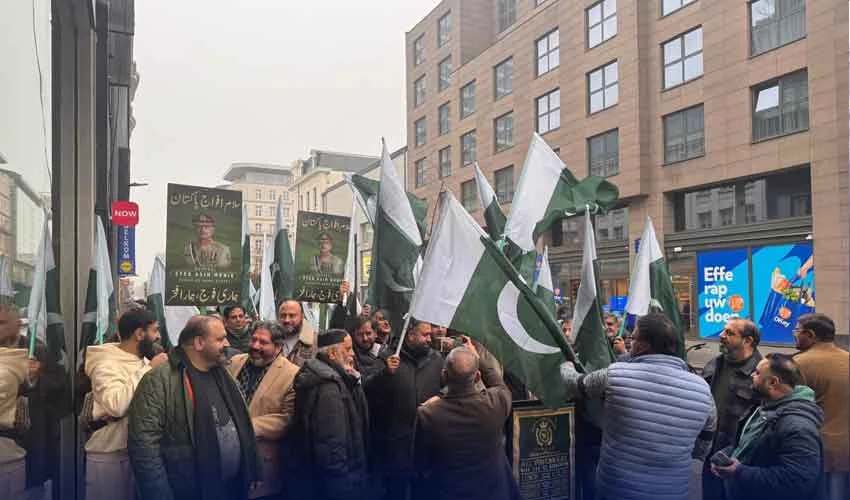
[
  {"x1": 28, "y1": 325, "x2": 37, "y2": 358},
  {"x1": 352, "y1": 233, "x2": 358, "y2": 313},
  {"x1": 394, "y1": 313, "x2": 413, "y2": 357}
]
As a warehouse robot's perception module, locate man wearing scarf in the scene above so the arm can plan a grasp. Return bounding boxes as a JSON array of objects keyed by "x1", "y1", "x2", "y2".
[
  {"x1": 128, "y1": 316, "x2": 259, "y2": 500},
  {"x1": 228, "y1": 321, "x2": 299, "y2": 499}
]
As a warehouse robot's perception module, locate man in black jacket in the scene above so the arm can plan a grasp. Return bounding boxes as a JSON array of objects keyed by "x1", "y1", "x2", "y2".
[
  {"x1": 223, "y1": 305, "x2": 251, "y2": 355},
  {"x1": 290, "y1": 329, "x2": 370, "y2": 500},
  {"x1": 711, "y1": 353, "x2": 824, "y2": 500},
  {"x1": 346, "y1": 316, "x2": 387, "y2": 382},
  {"x1": 369, "y1": 319, "x2": 442, "y2": 500}
]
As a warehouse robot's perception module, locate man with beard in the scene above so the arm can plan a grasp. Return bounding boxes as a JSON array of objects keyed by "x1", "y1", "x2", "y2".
[
  {"x1": 228, "y1": 322, "x2": 299, "y2": 499},
  {"x1": 84, "y1": 308, "x2": 170, "y2": 499},
  {"x1": 371, "y1": 309, "x2": 392, "y2": 346},
  {"x1": 701, "y1": 319, "x2": 763, "y2": 500},
  {"x1": 712, "y1": 353, "x2": 825, "y2": 500},
  {"x1": 128, "y1": 316, "x2": 259, "y2": 500},
  {"x1": 346, "y1": 316, "x2": 387, "y2": 382},
  {"x1": 278, "y1": 300, "x2": 316, "y2": 367},
  {"x1": 792, "y1": 313, "x2": 849, "y2": 500},
  {"x1": 223, "y1": 305, "x2": 252, "y2": 355},
  {"x1": 369, "y1": 319, "x2": 443, "y2": 500},
  {"x1": 289, "y1": 329, "x2": 370, "y2": 500}
]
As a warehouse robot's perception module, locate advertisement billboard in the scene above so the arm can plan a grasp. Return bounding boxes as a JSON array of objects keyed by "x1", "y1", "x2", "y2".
[
  {"x1": 752, "y1": 243, "x2": 815, "y2": 343},
  {"x1": 697, "y1": 248, "x2": 750, "y2": 339}
]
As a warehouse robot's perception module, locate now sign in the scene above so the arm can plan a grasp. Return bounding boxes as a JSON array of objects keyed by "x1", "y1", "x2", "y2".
[{"x1": 112, "y1": 201, "x2": 139, "y2": 226}]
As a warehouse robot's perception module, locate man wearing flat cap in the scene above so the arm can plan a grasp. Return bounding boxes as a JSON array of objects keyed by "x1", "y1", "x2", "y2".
[
  {"x1": 184, "y1": 213, "x2": 232, "y2": 268},
  {"x1": 287, "y1": 329, "x2": 370, "y2": 500}
]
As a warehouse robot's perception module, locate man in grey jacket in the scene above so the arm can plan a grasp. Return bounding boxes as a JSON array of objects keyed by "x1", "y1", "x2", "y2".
[{"x1": 561, "y1": 312, "x2": 716, "y2": 500}]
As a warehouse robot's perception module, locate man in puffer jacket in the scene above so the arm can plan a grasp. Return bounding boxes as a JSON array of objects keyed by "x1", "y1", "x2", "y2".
[
  {"x1": 711, "y1": 353, "x2": 825, "y2": 500},
  {"x1": 561, "y1": 312, "x2": 716, "y2": 500}
]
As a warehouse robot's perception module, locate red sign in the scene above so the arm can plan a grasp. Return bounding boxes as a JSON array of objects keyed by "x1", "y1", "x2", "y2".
[{"x1": 111, "y1": 201, "x2": 139, "y2": 226}]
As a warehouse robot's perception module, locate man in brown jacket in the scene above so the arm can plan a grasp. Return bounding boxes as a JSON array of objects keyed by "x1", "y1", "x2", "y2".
[
  {"x1": 277, "y1": 301, "x2": 316, "y2": 367},
  {"x1": 793, "y1": 313, "x2": 849, "y2": 500},
  {"x1": 412, "y1": 340, "x2": 520, "y2": 500},
  {"x1": 228, "y1": 321, "x2": 299, "y2": 499}
]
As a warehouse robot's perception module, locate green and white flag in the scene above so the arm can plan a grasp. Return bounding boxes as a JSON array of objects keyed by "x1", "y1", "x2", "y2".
[
  {"x1": 148, "y1": 256, "x2": 198, "y2": 349},
  {"x1": 410, "y1": 191, "x2": 576, "y2": 407},
  {"x1": 81, "y1": 217, "x2": 115, "y2": 348},
  {"x1": 473, "y1": 162, "x2": 507, "y2": 242},
  {"x1": 345, "y1": 172, "x2": 428, "y2": 235},
  {"x1": 573, "y1": 211, "x2": 616, "y2": 373},
  {"x1": 534, "y1": 246, "x2": 557, "y2": 320},
  {"x1": 625, "y1": 217, "x2": 684, "y2": 358},
  {"x1": 258, "y1": 234, "x2": 276, "y2": 321},
  {"x1": 341, "y1": 197, "x2": 361, "y2": 315},
  {"x1": 26, "y1": 216, "x2": 66, "y2": 362},
  {"x1": 503, "y1": 132, "x2": 619, "y2": 253},
  {"x1": 272, "y1": 198, "x2": 295, "y2": 302},
  {"x1": 240, "y1": 205, "x2": 256, "y2": 317},
  {"x1": 0, "y1": 255, "x2": 14, "y2": 303},
  {"x1": 368, "y1": 139, "x2": 424, "y2": 334}
]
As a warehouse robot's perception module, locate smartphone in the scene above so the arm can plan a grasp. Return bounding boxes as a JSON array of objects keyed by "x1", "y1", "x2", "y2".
[{"x1": 710, "y1": 450, "x2": 734, "y2": 467}]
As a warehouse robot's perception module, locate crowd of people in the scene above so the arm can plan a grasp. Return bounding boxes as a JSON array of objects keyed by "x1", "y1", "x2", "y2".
[{"x1": 0, "y1": 286, "x2": 847, "y2": 500}]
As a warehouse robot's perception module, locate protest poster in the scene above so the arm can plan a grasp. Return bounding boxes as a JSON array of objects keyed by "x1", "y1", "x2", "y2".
[
  {"x1": 697, "y1": 248, "x2": 750, "y2": 339},
  {"x1": 294, "y1": 211, "x2": 351, "y2": 304},
  {"x1": 752, "y1": 243, "x2": 814, "y2": 343},
  {"x1": 165, "y1": 184, "x2": 243, "y2": 306}
]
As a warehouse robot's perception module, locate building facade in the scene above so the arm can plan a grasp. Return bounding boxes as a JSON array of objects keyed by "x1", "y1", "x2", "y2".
[
  {"x1": 221, "y1": 163, "x2": 294, "y2": 275},
  {"x1": 406, "y1": 0, "x2": 849, "y2": 337}
]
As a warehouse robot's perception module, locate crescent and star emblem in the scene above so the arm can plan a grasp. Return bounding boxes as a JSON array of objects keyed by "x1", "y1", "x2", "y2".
[{"x1": 496, "y1": 281, "x2": 561, "y2": 355}]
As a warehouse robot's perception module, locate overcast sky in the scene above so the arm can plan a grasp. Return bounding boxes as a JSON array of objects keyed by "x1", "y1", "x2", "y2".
[{"x1": 130, "y1": 0, "x2": 437, "y2": 280}]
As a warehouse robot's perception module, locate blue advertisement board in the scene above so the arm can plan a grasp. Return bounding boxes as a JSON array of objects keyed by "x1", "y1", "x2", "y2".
[
  {"x1": 117, "y1": 225, "x2": 136, "y2": 277},
  {"x1": 752, "y1": 243, "x2": 814, "y2": 344},
  {"x1": 697, "y1": 248, "x2": 750, "y2": 339}
]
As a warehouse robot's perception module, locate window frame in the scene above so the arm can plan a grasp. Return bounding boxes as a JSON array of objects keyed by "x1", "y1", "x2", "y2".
[
  {"x1": 438, "y1": 102, "x2": 451, "y2": 136},
  {"x1": 415, "y1": 158, "x2": 427, "y2": 188},
  {"x1": 494, "y1": 57, "x2": 514, "y2": 100},
  {"x1": 461, "y1": 179, "x2": 478, "y2": 211},
  {"x1": 414, "y1": 75, "x2": 426, "y2": 107},
  {"x1": 494, "y1": 165, "x2": 515, "y2": 204},
  {"x1": 438, "y1": 12, "x2": 452, "y2": 48},
  {"x1": 461, "y1": 130, "x2": 477, "y2": 166},
  {"x1": 751, "y1": 70, "x2": 809, "y2": 143},
  {"x1": 414, "y1": 117, "x2": 427, "y2": 147},
  {"x1": 438, "y1": 146, "x2": 452, "y2": 178},
  {"x1": 536, "y1": 88, "x2": 561, "y2": 135},
  {"x1": 498, "y1": 0, "x2": 517, "y2": 32},
  {"x1": 586, "y1": 0, "x2": 618, "y2": 49},
  {"x1": 460, "y1": 81, "x2": 476, "y2": 119},
  {"x1": 587, "y1": 60, "x2": 619, "y2": 115},
  {"x1": 661, "y1": 0, "x2": 697, "y2": 17},
  {"x1": 748, "y1": 0, "x2": 807, "y2": 57},
  {"x1": 662, "y1": 26, "x2": 704, "y2": 90},
  {"x1": 663, "y1": 104, "x2": 705, "y2": 165},
  {"x1": 536, "y1": 29, "x2": 560, "y2": 77},
  {"x1": 439, "y1": 56, "x2": 452, "y2": 91},
  {"x1": 413, "y1": 34, "x2": 425, "y2": 66},
  {"x1": 494, "y1": 112, "x2": 515, "y2": 153},
  {"x1": 587, "y1": 128, "x2": 619, "y2": 177}
]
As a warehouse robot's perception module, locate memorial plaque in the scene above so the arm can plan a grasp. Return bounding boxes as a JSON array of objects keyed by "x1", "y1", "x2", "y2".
[{"x1": 510, "y1": 404, "x2": 575, "y2": 500}]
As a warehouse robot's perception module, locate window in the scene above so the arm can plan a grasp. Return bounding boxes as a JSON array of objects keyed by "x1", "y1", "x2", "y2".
[
  {"x1": 313, "y1": 188, "x2": 317, "y2": 209},
  {"x1": 673, "y1": 167, "x2": 811, "y2": 231},
  {"x1": 438, "y1": 147, "x2": 452, "y2": 178},
  {"x1": 439, "y1": 102, "x2": 451, "y2": 135},
  {"x1": 536, "y1": 30, "x2": 560, "y2": 76},
  {"x1": 415, "y1": 118, "x2": 427, "y2": 147},
  {"x1": 588, "y1": 129, "x2": 619, "y2": 177},
  {"x1": 461, "y1": 131, "x2": 477, "y2": 165},
  {"x1": 283, "y1": 207, "x2": 290, "y2": 217},
  {"x1": 361, "y1": 222, "x2": 374, "y2": 246},
  {"x1": 255, "y1": 223, "x2": 263, "y2": 233},
  {"x1": 587, "y1": 0, "x2": 617, "y2": 48},
  {"x1": 494, "y1": 58, "x2": 513, "y2": 99},
  {"x1": 414, "y1": 76, "x2": 426, "y2": 107},
  {"x1": 588, "y1": 61, "x2": 618, "y2": 114},
  {"x1": 596, "y1": 207, "x2": 628, "y2": 241},
  {"x1": 494, "y1": 166, "x2": 515, "y2": 203},
  {"x1": 664, "y1": 105, "x2": 704, "y2": 163},
  {"x1": 283, "y1": 191, "x2": 289, "y2": 201},
  {"x1": 269, "y1": 190, "x2": 277, "y2": 201},
  {"x1": 752, "y1": 70, "x2": 808, "y2": 142},
  {"x1": 461, "y1": 180, "x2": 478, "y2": 211},
  {"x1": 438, "y1": 12, "x2": 451, "y2": 47},
  {"x1": 439, "y1": 57, "x2": 452, "y2": 91},
  {"x1": 255, "y1": 205, "x2": 262, "y2": 217},
  {"x1": 663, "y1": 27, "x2": 703, "y2": 89},
  {"x1": 663, "y1": 0, "x2": 697, "y2": 16},
  {"x1": 498, "y1": 0, "x2": 517, "y2": 32},
  {"x1": 255, "y1": 190, "x2": 262, "y2": 200},
  {"x1": 415, "y1": 159, "x2": 426, "y2": 187},
  {"x1": 494, "y1": 112, "x2": 514, "y2": 152},
  {"x1": 265, "y1": 206, "x2": 273, "y2": 217},
  {"x1": 537, "y1": 89, "x2": 561, "y2": 134},
  {"x1": 460, "y1": 81, "x2": 476, "y2": 118},
  {"x1": 750, "y1": 0, "x2": 806, "y2": 56},
  {"x1": 254, "y1": 239, "x2": 262, "y2": 252},
  {"x1": 414, "y1": 35, "x2": 425, "y2": 66}
]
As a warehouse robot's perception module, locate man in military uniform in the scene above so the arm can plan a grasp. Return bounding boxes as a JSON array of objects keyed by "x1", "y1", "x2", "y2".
[
  {"x1": 310, "y1": 232, "x2": 344, "y2": 275},
  {"x1": 184, "y1": 213, "x2": 232, "y2": 268}
]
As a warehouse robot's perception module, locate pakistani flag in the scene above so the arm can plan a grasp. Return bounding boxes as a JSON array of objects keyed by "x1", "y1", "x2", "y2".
[
  {"x1": 410, "y1": 191, "x2": 576, "y2": 407},
  {"x1": 504, "y1": 132, "x2": 619, "y2": 253},
  {"x1": 572, "y1": 211, "x2": 616, "y2": 373},
  {"x1": 473, "y1": 163, "x2": 506, "y2": 241},
  {"x1": 345, "y1": 173, "x2": 428, "y2": 236},
  {"x1": 272, "y1": 198, "x2": 295, "y2": 301},
  {"x1": 80, "y1": 217, "x2": 115, "y2": 348},
  {"x1": 625, "y1": 217, "x2": 684, "y2": 358},
  {"x1": 147, "y1": 256, "x2": 198, "y2": 349},
  {"x1": 258, "y1": 234, "x2": 276, "y2": 320},
  {"x1": 533, "y1": 246, "x2": 557, "y2": 320},
  {"x1": 367, "y1": 140, "x2": 424, "y2": 335},
  {"x1": 26, "y1": 216, "x2": 66, "y2": 362},
  {"x1": 341, "y1": 197, "x2": 361, "y2": 315},
  {"x1": 239, "y1": 205, "x2": 256, "y2": 317}
]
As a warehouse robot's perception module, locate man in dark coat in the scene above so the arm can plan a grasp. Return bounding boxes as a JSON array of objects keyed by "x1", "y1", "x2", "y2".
[
  {"x1": 223, "y1": 305, "x2": 251, "y2": 355},
  {"x1": 289, "y1": 329, "x2": 370, "y2": 500},
  {"x1": 128, "y1": 316, "x2": 259, "y2": 500},
  {"x1": 712, "y1": 353, "x2": 825, "y2": 500},
  {"x1": 368, "y1": 319, "x2": 443, "y2": 500},
  {"x1": 346, "y1": 316, "x2": 387, "y2": 382},
  {"x1": 413, "y1": 340, "x2": 520, "y2": 500}
]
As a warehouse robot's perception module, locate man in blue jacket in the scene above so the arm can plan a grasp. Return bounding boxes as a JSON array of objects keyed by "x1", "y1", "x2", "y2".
[{"x1": 711, "y1": 353, "x2": 825, "y2": 500}]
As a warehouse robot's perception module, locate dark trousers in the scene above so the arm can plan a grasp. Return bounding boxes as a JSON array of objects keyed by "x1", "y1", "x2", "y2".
[{"x1": 382, "y1": 475, "x2": 410, "y2": 500}]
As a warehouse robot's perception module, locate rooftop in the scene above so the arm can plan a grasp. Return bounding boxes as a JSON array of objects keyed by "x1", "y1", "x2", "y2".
[
  {"x1": 308, "y1": 149, "x2": 379, "y2": 173},
  {"x1": 222, "y1": 162, "x2": 292, "y2": 182}
]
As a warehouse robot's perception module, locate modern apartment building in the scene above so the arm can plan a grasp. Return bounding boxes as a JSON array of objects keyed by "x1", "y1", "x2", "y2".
[
  {"x1": 405, "y1": 0, "x2": 848, "y2": 337},
  {"x1": 222, "y1": 162, "x2": 294, "y2": 275}
]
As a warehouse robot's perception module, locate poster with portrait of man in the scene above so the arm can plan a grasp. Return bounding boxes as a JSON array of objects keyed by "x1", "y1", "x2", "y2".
[
  {"x1": 294, "y1": 211, "x2": 350, "y2": 304},
  {"x1": 165, "y1": 183, "x2": 243, "y2": 306}
]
